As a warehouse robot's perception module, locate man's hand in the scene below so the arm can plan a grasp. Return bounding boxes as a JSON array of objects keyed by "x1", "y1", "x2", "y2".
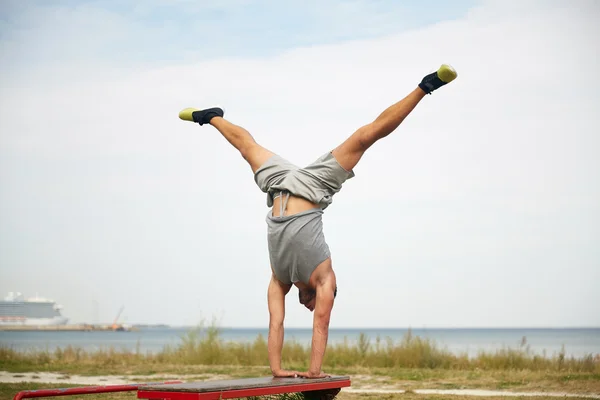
[
  {"x1": 298, "y1": 370, "x2": 330, "y2": 379},
  {"x1": 272, "y1": 369, "x2": 301, "y2": 378}
]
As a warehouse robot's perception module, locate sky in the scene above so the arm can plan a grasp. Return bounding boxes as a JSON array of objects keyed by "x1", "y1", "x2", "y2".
[{"x1": 0, "y1": 0, "x2": 598, "y2": 329}]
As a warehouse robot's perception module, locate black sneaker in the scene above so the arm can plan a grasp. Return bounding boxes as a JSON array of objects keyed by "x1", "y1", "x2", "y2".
[
  {"x1": 178, "y1": 107, "x2": 224, "y2": 125},
  {"x1": 419, "y1": 64, "x2": 457, "y2": 94}
]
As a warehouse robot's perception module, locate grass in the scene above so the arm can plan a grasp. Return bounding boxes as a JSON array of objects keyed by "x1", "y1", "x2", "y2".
[
  {"x1": 1, "y1": 383, "x2": 593, "y2": 400},
  {"x1": 1, "y1": 323, "x2": 599, "y2": 397},
  {"x1": 1, "y1": 325, "x2": 597, "y2": 374}
]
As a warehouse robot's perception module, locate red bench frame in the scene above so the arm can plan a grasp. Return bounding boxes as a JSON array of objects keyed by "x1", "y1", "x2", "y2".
[{"x1": 13, "y1": 376, "x2": 351, "y2": 400}]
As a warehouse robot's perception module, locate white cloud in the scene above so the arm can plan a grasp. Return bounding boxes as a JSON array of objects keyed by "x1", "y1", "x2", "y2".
[{"x1": 0, "y1": 0, "x2": 598, "y2": 328}]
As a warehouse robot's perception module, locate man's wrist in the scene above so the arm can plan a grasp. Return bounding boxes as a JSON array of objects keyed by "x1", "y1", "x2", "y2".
[{"x1": 271, "y1": 364, "x2": 285, "y2": 374}]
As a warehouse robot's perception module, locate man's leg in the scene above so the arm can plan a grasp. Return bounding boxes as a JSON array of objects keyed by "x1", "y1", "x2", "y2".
[
  {"x1": 179, "y1": 108, "x2": 274, "y2": 173},
  {"x1": 210, "y1": 117, "x2": 275, "y2": 173},
  {"x1": 332, "y1": 64, "x2": 457, "y2": 171}
]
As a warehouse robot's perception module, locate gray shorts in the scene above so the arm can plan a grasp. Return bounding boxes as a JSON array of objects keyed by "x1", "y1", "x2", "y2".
[
  {"x1": 254, "y1": 151, "x2": 355, "y2": 210},
  {"x1": 254, "y1": 152, "x2": 354, "y2": 285}
]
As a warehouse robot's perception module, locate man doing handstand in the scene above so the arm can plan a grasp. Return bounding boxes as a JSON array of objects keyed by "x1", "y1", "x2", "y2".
[{"x1": 178, "y1": 64, "x2": 458, "y2": 379}]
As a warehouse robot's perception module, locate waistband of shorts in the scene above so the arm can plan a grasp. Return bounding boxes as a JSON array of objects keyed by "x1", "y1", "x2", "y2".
[{"x1": 266, "y1": 207, "x2": 323, "y2": 222}]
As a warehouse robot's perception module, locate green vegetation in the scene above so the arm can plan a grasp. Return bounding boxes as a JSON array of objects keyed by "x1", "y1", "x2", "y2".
[
  {"x1": 0, "y1": 383, "x2": 591, "y2": 400},
  {"x1": 1, "y1": 324, "x2": 597, "y2": 374},
  {"x1": 2, "y1": 323, "x2": 599, "y2": 398}
]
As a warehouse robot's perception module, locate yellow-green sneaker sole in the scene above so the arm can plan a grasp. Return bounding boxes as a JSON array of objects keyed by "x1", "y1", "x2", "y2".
[
  {"x1": 438, "y1": 64, "x2": 457, "y2": 83},
  {"x1": 178, "y1": 108, "x2": 199, "y2": 122}
]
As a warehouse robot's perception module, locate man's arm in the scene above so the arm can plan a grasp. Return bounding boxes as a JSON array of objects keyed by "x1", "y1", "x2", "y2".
[
  {"x1": 267, "y1": 274, "x2": 296, "y2": 377},
  {"x1": 307, "y1": 278, "x2": 336, "y2": 377}
]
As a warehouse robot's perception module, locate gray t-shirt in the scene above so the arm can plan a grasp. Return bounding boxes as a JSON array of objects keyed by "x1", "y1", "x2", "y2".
[{"x1": 266, "y1": 207, "x2": 330, "y2": 285}]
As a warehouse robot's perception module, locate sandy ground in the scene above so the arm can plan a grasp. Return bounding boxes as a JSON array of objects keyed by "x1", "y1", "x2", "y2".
[{"x1": 2, "y1": 371, "x2": 599, "y2": 399}]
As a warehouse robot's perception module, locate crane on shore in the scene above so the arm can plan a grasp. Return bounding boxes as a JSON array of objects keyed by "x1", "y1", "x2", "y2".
[{"x1": 111, "y1": 306, "x2": 126, "y2": 331}]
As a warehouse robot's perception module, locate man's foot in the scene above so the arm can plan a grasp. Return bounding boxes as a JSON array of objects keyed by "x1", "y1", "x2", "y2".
[
  {"x1": 179, "y1": 107, "x2": 224, "y2": 125},
  {"x1": 419, "y1": 64, "x2": 457, "y2": 94}
]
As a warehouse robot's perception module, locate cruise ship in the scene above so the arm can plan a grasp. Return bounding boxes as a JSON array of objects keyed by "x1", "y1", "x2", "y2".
[{"x1": 0, "y1": 292, "x2": 69, "y2": 326}]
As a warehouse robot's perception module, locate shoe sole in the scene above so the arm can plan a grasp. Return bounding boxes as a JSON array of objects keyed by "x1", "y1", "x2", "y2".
[{"x1": 438, "y1": 64, "x2": 457, "y2": 83}]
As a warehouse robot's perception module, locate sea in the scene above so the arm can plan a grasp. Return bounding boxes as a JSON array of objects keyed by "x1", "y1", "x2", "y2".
[{"x1": 1, "y1": 327, "x2": 599, "y2": 359}]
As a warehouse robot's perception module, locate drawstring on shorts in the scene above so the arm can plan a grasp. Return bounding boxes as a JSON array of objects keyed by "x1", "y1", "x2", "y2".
[{"x1": 279, "y1": 191, "x2": 290, "y2": 217}]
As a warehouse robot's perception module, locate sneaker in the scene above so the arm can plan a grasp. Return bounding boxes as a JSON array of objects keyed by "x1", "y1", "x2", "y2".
[
  {"x1": 419, "y1": 64, "x2": 457, "y2": 94},
  {"x1": 178, "y1": 107, "x2": 224, "y2": 125}
]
